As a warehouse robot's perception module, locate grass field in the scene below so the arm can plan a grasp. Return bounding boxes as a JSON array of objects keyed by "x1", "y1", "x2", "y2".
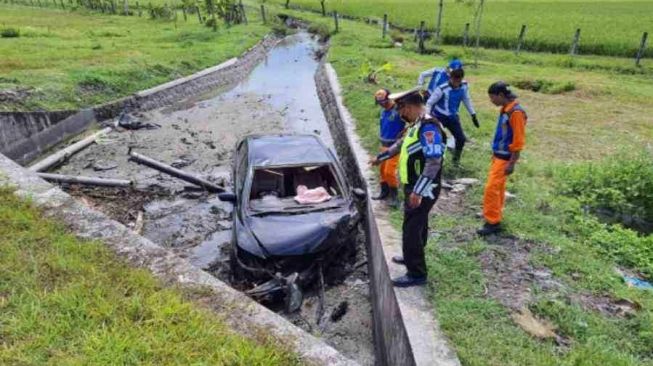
[
  {"x1": 265, "y1": 5, "x2": 653, "y2": 365},
  {"x1": 0, "y1": 187, "x2": 300, "y2": 365},
  {"x1": 0, "y1": 4, "x2": 267, "y2": 111},
  {"x1": 265, "y1": 0, "x2": 653, "y2": 58}
]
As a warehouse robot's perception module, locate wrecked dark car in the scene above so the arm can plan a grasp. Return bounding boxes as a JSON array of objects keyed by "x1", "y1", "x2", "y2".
[{"x1": 219, "y1": 134, "x2": 365, "y2": 311}]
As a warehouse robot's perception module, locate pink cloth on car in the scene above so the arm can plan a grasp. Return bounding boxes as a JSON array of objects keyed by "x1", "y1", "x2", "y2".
[{"x1": 294, "y1": 185, "x2": 332, "y2": 204}]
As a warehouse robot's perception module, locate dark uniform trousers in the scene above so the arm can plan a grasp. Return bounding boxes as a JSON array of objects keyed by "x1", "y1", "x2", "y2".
[{"x1": 402, "y1": 184, "x2": 441, "y2": 278}]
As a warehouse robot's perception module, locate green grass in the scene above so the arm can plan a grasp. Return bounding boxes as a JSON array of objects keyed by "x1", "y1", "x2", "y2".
[
  {"x1": 0, "y1": 4, "x2": 268, "y2": 111},
  {"x1": 264, "y1": 6, "x2": 653, "y2": 365},
  {"x1": 267, "y1": 0, "x2": 653, "y2": 58},
  {"x1": 0, "y1": 187, "x2": 301, "y2": 365}
]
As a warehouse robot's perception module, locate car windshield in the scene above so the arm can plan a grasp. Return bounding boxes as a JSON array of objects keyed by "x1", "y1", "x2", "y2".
[{"x1": 247, "y1": 164, "x2": 344, "y2": 215}]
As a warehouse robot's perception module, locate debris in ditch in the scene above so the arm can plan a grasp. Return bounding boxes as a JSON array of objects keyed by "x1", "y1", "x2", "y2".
[
  {"x1": 38, "y1": 172, "x2": 133, "y2": 188},
  {"x1": 330, "y1": 301, "x2": 349, "y2": 322},
  {"x1": 118, "y1": 111, "x2": 161, "y2": 130},
  {"x1": 316, "y1": 263, "x2": 326, "y2": 324},
  {"x1": 133, "y1": 211, "x2": 144, "y2": 234},
  {"x1": 128, "y1": 149, "x2": 224, "y2": 192},
  {"x1": 29, "y1": 127, "x2": 113, "y2": 172},
  {"x1": 90, "y1": 162, "x2": 119, "y2": 171}
]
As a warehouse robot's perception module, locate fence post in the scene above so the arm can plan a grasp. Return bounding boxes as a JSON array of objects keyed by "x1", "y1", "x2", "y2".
[
  {"x1": 123, "y1": 0, "x2": 128, "y2": 15},
  {"x1": 320, "y1": 0, "x2": 325, "y2": 16},
  {"x1": 635, "y1": 32, "x2": 648, "y2": 67},
  {"x1": 570, "y1": 28, "x2": 581, "y2": 56},
  {"x1": 136, "y1": 1, "x2": 141, "y2": 16},
  {"x1": 182, "y1": 6, "x2": 186, "y2": 21},
  {"x1": 418, "y1": 20, "x2": 425, "y2": 54},
  {"x1": 435, "y1": 0, "x2": 443, "y2": 43},
  {"x1": 463, "y1": 22, "x2": 470, "y2": 47},
  {"x1": 382, "y1": 13, "x2": 388, "y2": 39},
  {"x1": 260, "y1": 4, "x2": 266, "y2": 24},
  {"x1": 515, "y1": 24, "x2": 526, "y2": 54},
  {"x1": 195, "y1": 1, "x2": 202, "y2": 23},
  {"x1": 285, "y1": 0, "x2": 289, "y2": 9},
  {"x1": 333, "y1": 11, "x2": 339, "y2": 33}
]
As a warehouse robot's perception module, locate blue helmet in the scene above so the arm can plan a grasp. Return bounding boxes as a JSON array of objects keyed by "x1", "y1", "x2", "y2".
[{"x1": 448, "y1": 59, "x2": 463, "y2": 70}]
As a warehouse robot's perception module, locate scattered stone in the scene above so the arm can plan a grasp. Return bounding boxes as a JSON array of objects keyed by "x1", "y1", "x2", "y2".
[
  {"x1": 505, "y1": 191, "x2": 517, "y2": 200},
  {"x1": 452, "y1": 178, "x2": 479, "y2": 186},
  {"x1": 451, "y1": 184, "x2": 466, "y2": 194}
]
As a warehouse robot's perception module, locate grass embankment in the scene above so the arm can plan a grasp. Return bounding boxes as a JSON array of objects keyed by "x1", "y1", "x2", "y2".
[
  {"x1": 267, "y1": 0, "x2": 653, "y2": 58},
  {"x1": 0, "y1": 4, "x2": 267, "y2": 111},
  {"x1": 268, "y1": 6, "x2": 653, "y2": 365},
  {"x1": 0, "y1": 187, "x2": 300, "y2": 365}
]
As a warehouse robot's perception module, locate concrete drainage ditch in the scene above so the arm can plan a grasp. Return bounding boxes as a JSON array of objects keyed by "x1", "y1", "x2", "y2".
[{"x1": 1, "y1": 30, "x2": 459, "y2": 366}]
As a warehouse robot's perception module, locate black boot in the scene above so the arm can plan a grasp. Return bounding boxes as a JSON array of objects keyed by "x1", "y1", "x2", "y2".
[
  {"x1": 452, "y1": 149, "x2": 463, "y2": 166},
  {"x1": 477, "y1": 222, "x2": 502, "y2": 236},
  {"x1": 387, "y1": 187, "x2": 400, "y2": 208},
  {"x1": 373, "y1": 183, "x2": 389, "y2": 200}
]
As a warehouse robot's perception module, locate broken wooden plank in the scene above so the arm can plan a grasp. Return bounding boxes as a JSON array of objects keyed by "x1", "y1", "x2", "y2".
[
  {"x1": 29, "y1": 127, "x2": 113, "y2": 172},
  {"x1": 128, "y1": 149, "x2": 224, "y2": 192},
  {"x1": 37, "y1": 172, "x2": 133, "y2": 187}
]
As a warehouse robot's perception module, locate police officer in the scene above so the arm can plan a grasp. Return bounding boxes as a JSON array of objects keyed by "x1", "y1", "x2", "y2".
[
  {"x1": 425, "y1": 67, "x2": 479, "y2": 165},
  {"x1": 371, "y1": 88, "x2": 445, "y2": 287},
  {"x1": 372, "y1": 89, "x2": 405, "y2": 207},
  {"x1": 417, "y1": 58, "x2": 463, "y2": 94}
]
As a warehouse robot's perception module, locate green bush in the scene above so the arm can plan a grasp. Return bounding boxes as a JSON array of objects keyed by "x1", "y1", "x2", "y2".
[
  {"x1": 575, "y1": 215, "x2": 653, "y2": 278},
  {"x1": 512, "y1": 78, "x2": 576, "y2": 94},
  {"x1": 1, "y1": 27, "x2": 20, "y2": 38},
  {"x1": 308, "y1": 22, "x2": 330, "y2": 41},
  {"x1": 559, "y1": 152, "x2": 653, "y2": 231}
]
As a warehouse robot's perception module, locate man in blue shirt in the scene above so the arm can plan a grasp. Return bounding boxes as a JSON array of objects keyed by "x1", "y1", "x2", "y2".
[
  {"x1": 417, "y1": 58, "x2": 463, "y2": 94},
  {"x1": 425, "y1": 68, "x2": 479, "y2": 165},
  {"x1": 373, "y1": 89, "x2": 405, "y2": 207}
]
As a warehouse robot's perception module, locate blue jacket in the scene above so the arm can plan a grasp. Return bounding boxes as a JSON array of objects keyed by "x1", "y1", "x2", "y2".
[
  {"x1": 418, "y1": 67, "x2": 449, "y2": 94},
  {"x1": 426, "y1": 81, "x2": 476, "y2": 117},
  {"x1": 379, "y1": 107, "x2": 405, "y2": 146}
]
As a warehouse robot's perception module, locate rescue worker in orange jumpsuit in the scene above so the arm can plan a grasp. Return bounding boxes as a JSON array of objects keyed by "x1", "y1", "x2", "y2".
[
  {"x1": 372, "y1": 89, "x2": 405, "y2": 207},
  {"x1": 478, "y1": 81, "x2": 527, "y2": 236}
]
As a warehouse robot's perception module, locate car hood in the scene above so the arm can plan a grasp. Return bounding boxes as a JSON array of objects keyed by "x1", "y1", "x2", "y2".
[{"x1": 245, "y1": 209, "x2": 353, "y2": 256}]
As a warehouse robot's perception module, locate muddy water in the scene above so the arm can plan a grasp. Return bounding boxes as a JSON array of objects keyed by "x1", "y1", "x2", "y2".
[{"x1": 55, "y1": 32, "x2": 374, "y2": 365}]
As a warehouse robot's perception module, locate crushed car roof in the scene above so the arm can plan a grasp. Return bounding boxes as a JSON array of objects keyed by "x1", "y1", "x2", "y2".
[{"x1": 246, "y1": 134, "x2": 334, "y2": 167}]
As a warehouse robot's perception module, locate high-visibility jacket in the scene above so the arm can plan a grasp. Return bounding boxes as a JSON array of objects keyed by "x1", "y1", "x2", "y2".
[
  {"x1": 399, "y1": 119, "x2": 445, "y2": 195},
  {"x1": 492, "y1": 101, "x2": 527, "y2": 159}
]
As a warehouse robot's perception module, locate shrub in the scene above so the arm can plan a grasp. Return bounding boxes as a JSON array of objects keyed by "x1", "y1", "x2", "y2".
[
  {"x1": 308, "y1": 22, "x2": 330, "y2": 41},
  {"x1": 1, "y1": 27, "x2": 20, "y2": 38},
  {"x1": 512, "y1": 78, "x2": 576, "y2": 94},
  {"x1": 559, "y1": 152, "x2": 653, "y2": 232},
  {"x1": 389, "y1": 30, "x2": 404, "y2": 43}
]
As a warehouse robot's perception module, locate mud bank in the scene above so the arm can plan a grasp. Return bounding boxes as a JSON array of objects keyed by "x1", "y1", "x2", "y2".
[
  {"x1": 2, "y1": 36, "x2": 277, "y2": 167},
  {"x1": 49, "y1": 32, "x2": 374, "y2": 366}
]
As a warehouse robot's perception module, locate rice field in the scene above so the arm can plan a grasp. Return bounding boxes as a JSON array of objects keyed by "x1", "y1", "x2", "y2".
[{"x1": 266, "y1": 0, "x2": 653, "y2": 58}]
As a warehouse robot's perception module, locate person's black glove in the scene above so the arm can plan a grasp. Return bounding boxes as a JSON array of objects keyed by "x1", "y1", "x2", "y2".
[{"x1": 471, "y1": 114, "x2": 480, "y2": 128}]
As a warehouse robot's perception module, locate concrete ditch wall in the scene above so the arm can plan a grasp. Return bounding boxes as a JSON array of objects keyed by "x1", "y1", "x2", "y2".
[
  {"x1": 0, "y1": 152, "x2": 358, "y2": 366},
  {"x1": 315, "y1": 62, "x2": 462, "y2": 366},
  {"x1": 315, "y1": 62, "x2": 415, "y2": 366},
  {"x1": 1, "y1": 36, "x2": 278, "y2": 166}
]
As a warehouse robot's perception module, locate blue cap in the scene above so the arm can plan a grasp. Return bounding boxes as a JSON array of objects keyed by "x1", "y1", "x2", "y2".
[{"x1": 448, "y1": 59, "x2": 463, "y2": 70}]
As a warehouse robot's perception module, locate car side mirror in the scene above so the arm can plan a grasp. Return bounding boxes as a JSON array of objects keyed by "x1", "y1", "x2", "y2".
[
  {"x1": 352, "y1": 188, "x2": 367, "y2": 200},
  {"x1": 218, "y1": 192, "x2": 237, "y2": 203}
]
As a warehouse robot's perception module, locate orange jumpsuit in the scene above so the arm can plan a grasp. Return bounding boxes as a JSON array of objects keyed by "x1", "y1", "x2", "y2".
[
  {"x1": 483, "y1": 100, "x2": 527, "y2": 224},
  {"x1": 379, "y1": 148, "x2": 400, "y2": 188}
]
